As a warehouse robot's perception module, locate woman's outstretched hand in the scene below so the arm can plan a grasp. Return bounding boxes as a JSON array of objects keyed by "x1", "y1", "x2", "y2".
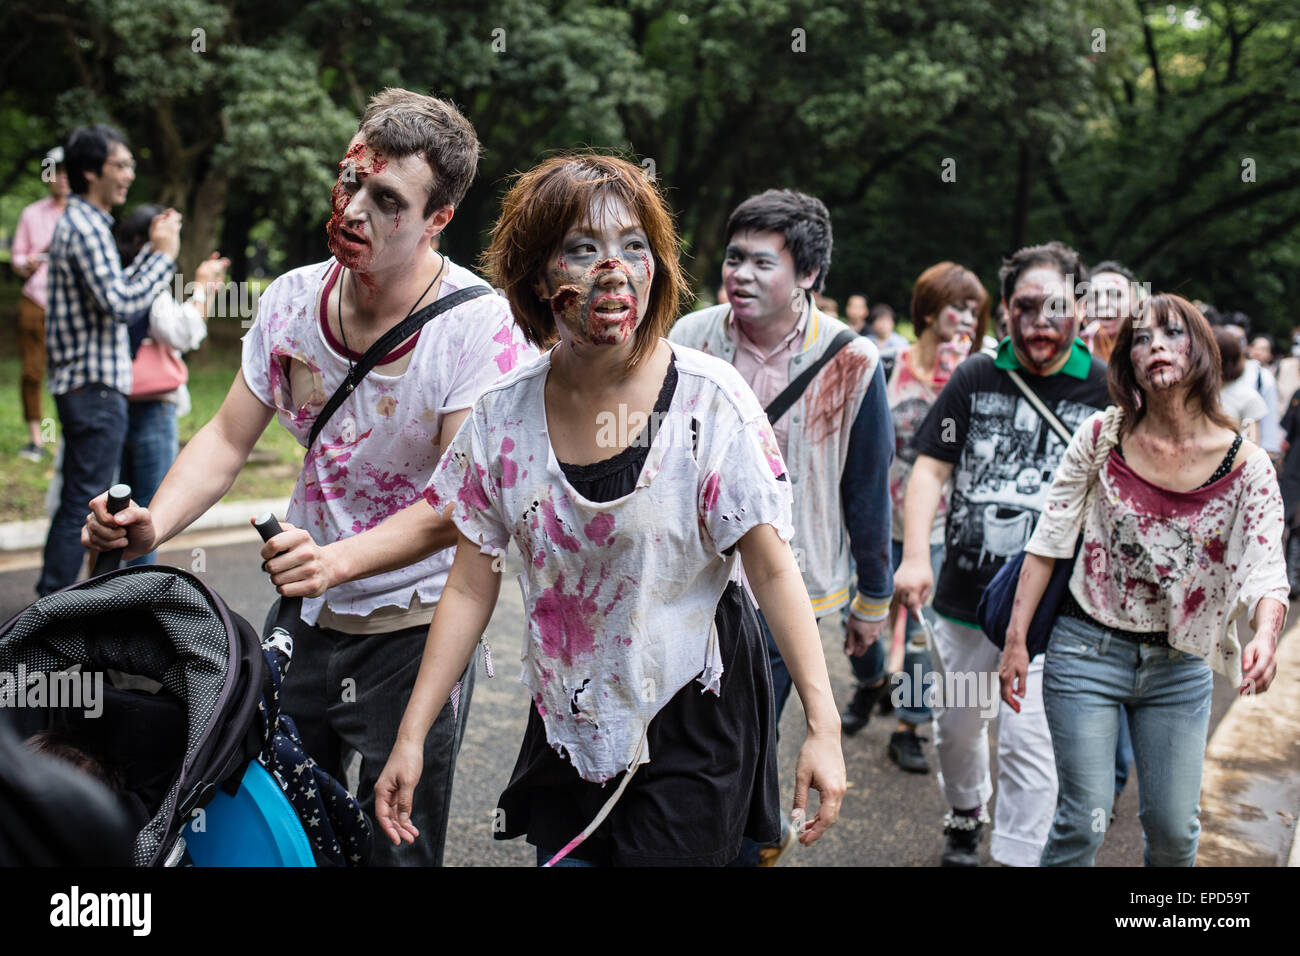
[
  {"x1": 373, "y1": 742, "x2": 424, "y2": 846},
  {"x1": 792, "y1": 731, "x2": 845, "y2": 846}
]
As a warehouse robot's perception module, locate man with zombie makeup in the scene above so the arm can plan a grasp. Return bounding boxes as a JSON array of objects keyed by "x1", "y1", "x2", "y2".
[
  {"x1": 83, "y1": 89, "x2": 534, "y2": 865},
  {"x1": 1079, "y1": 260, "x2": 1140, "y2": 363},
  {"x1": 895, "y1": 241, "x2": 1109, "y2": 866},
  {"x1": 670, "y1": 189, "x2": 893, "y2": 863}
]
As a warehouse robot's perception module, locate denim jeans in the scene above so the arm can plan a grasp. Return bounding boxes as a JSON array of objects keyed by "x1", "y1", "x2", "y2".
[
  {"x1": 121, "y1": 400, "x2": 178, "y2": 566},
  {"x1": 38, "y1": 385, "x2": 129, "y2": 596},
  {"x1": 845, "y1": 540, "x2": 943, "y2": 725},
  {"x1": 1040, "y1": 614, "x2": 1213, "y2": 867},
  {"x1": 1115, "y1": 714, "x2": 1134, "y2": 795}
]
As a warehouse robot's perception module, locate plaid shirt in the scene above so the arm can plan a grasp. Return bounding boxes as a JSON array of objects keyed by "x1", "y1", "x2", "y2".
[{"x1": 45, "y1": 194, "x2": 175, "y2": 395}]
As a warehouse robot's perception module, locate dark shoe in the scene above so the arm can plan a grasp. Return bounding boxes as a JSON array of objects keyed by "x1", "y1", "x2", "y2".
[
  {"x1": 877, "y1": 674, "x2": 896, "y2": 714},
  {"x1": 841, "y1": 680, "x2": 889, "y2": 737},
  {"x1": 18, "y1": 443, "x2": 42, "y2": 463},
  {"x1": 941, "y1": 808, "x2": 988, "y2": 867},
  {"x1": 888, "y1": 729, "x2": 930, "y2": 773}
]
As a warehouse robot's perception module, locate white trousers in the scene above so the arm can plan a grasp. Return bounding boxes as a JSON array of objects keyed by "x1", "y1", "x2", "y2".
[{"x1": 928, "y1": 615, "x2": 1057, "y2": 867}]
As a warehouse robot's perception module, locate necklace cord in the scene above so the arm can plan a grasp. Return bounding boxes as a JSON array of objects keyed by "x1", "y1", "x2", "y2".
[{"x1": 337, "y1": 254, "x2": 447, "y2": 385}]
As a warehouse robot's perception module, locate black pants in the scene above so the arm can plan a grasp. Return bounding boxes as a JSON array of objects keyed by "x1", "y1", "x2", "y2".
[{"x1": 270, "y1": 603, "x2": 475, "y2": 866}]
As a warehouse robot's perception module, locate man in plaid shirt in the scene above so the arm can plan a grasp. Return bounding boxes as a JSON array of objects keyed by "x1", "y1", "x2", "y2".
[{"x1": 37, "y1": 124, "x2": 181, "y2": 596}]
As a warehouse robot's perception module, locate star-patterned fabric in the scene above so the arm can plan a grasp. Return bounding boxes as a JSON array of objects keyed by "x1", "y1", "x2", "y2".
[{"x1": 256, "y1": 640, "x2": 372, "y2": 866}]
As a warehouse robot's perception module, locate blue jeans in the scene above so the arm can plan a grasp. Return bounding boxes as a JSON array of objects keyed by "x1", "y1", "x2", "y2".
[
  {"x1": 1115, "y1": 714, "x2": 1134, "y2": 795},
  {"x1": 120, "y1": 400, "x2": 178, "y2": 566},
  {"x1": 38, "y1": 385, "x2": 129, "y2": 596},
  {"x1": 1040, "y1": 614, "x2": 1213, "y2": 867},
  {"x1": 845, "y1": 540, "x2": 943, "y2": 725}
]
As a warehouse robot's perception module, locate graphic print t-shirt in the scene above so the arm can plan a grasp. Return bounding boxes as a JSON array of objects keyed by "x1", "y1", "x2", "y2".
[{"x1": 910, "y1": 352, "x2": 1109, "y2": 624}]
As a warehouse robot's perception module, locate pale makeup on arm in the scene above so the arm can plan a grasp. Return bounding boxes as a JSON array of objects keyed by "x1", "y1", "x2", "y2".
[{"x1": 894, "y1": 454, "x2": 954, "y2": 610}]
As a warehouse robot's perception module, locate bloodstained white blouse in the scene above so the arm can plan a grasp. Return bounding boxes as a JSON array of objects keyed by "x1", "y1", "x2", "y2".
[
  {"x1": 425, "y1": 341, "x2": 794, "y2": 783},
  {"x1": 1026, "y1": 411, "x2": 1288, "y2": 685}
]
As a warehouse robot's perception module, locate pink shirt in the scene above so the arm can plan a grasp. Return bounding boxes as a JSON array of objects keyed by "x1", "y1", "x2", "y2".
[
  {"x1": 725, "y1": 306, "x2": 809, "y2": 459},
  {"x1": 12, "y1": 196, "x2": 65, "y2": 309}
]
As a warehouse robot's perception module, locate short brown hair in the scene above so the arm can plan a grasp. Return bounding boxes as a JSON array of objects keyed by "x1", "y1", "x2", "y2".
[
  {"x1": 999, "y1": 240, "x2": 1086, "y2": 305},
  {"x1": 1109, "y1": 294, "x2": 1236, "y2": 434},
  {"x1": 357, "y1": 88, "x2": 480, "y2": 217},
  {"x1": 910, "y1": 261, "x2": 990, "y2": 341},
  {"x1": 481, "y1": 153, "x2": 688, "y2": 368}
]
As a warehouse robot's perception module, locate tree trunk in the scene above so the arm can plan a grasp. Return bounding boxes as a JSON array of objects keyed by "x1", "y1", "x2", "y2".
[
  {"x1": 1011, "y1": 141, "x2": 1034, "y2": 251},
  {"x1": 179, "y1": 168, "x2": 229, "y2": 281},
  {"x1": 219, "y1": 199, "x2": 255, "y2": 283}
]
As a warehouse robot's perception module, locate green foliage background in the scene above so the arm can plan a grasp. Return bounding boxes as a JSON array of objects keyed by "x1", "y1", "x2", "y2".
[{"x1": 2, "y1": 0, "x2": 1298, "y2": 326}]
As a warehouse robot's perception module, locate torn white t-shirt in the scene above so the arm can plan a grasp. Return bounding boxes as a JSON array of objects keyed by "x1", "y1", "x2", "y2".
[
  {"x1": 426, "y1": 340, "x2": 794, "y2": 783},
  {"x1": 241, "y1": 256, "x2": 536, "y2": 625}
]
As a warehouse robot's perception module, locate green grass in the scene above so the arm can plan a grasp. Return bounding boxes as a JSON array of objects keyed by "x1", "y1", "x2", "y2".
[{"x1": 0, "y1": 280, "x2": 300, "y2": 523}]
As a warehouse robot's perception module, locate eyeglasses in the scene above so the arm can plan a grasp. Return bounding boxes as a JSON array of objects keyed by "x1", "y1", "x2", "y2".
[{"x1": 106, "y1": 160, "x2": 137, "y2": 172}]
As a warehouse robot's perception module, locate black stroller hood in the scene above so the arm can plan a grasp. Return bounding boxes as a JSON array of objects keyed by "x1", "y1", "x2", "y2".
[{"x1": 0, "y1": 567, "x2": 265, "y2": 866}]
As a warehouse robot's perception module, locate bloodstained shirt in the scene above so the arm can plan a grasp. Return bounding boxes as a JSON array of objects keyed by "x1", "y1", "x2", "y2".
[
  {"x1": 241, "y1": 256, "x2": 534, "y2": 626},
  {"x1": 426, "y1": 340, "x2": 794, "y2": 783},
  {"x1": 1026, "y1": 411, "x2": 1288, "y2": 683}
]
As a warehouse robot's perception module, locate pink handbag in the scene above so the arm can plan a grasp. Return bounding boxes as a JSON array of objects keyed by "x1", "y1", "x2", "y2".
[{"x1": 130, "y1": 339, "x2": 188, "y2": 399}]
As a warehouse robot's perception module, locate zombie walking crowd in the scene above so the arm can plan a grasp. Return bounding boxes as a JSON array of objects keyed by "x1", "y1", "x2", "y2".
[{"x1": 6, "y1": 87, "x2": 1291, "y2": 868}]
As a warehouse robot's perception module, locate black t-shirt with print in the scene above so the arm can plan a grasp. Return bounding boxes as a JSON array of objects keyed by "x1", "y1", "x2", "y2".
[{"x1": 910, "y1": 352, "x2": 1110, "y2": 625}]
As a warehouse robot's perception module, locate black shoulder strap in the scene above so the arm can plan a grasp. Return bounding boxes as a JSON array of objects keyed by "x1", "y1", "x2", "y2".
[
  {"x1": 765, "y1": 329, "x2": 861, "y2": 425},
  {"x1": 308, "y1": 285, "x2": 493, "y2": 450}
]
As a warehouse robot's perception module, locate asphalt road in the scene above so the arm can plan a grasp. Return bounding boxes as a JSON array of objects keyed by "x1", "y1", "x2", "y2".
[{"x1": 0, "y1": 530, "x2": 1253, "y2": 867}]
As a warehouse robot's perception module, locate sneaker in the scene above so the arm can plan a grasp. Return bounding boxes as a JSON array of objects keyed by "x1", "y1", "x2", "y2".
[
  {"x1": 757, "y1": 818, "x2": 798, "y2": 867},
  {"x1": 941, "y1": 807, "x2": 988, "y2": 867},
  {"x1": 18, "y1": 443, "x2": 42, "y2": 463},
  {"x1": 840, "y1": 679, "x2": 889, "y2": 737},
  {"x1": 888, "y1": 729, "x2": 930, "y2": 773}
]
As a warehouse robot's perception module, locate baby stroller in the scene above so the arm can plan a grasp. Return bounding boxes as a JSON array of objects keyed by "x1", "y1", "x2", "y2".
[{"x1": 0, "y1": 494, "x2": 370, "y2": 867}]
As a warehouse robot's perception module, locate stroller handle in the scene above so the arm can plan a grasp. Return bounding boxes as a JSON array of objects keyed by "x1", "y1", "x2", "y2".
[
  {"x1": 90, "y1": 484, "x2": 133, "y2": 577},
  {"x1": 255, "y1": 513, "x2": 302, "y2": 639}
]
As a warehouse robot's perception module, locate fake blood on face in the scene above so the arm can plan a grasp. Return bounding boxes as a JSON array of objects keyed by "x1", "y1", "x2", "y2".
[
  {"x1": 325, "y1": 141, "x2": 390, "y2": 294},
  {"x1": 543, "y1": 197, "x2": 654, "y2": 347}
]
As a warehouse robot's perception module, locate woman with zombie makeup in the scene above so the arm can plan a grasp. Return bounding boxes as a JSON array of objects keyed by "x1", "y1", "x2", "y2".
[
  {"x1": 1000, "y1": 294, "x2": 1288, "y2": 867},
  {"x1": 843, "y1": 262, "x2": 988, "y2": 773},
  {"x1": 373, "y1": 154, "x2": 845, "y2": 866}
]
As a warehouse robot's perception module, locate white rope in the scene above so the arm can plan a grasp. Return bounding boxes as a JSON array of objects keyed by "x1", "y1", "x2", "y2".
[{"x1": 541, "y1": 727, "x2": 649, "y2": 867}]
